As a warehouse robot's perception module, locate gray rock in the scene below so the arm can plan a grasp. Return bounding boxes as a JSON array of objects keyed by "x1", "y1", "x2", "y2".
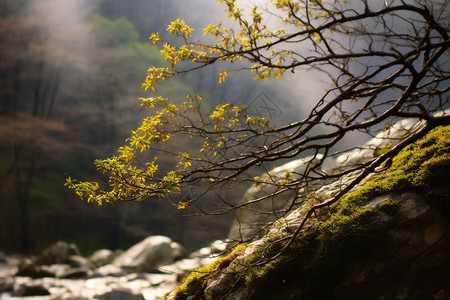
[
  {"x1": 35, "y1": 241, "x2": 81, "y2": 265},
  {"x1": 40, "y1": 264, "x2": 71, "y2": 278},
  {"x1": 93, "y1": 264, "x2": 126, "y2": 277},
  {"x1": 142, "y1": 282, "x2": 178, "y2": 300},
  {"x1": 0, "y1": 256, "x2": 19, "y2": 279},
  {"x1": 3, "y1": 262, "x2": 181, "y2": 300},
  {"x1": 67, "y1": 255, "x2": 94, "y2": 270},
  {"x1": 89, "y1": 249, "x2": 115, "y2": 267},
  {"x1": 13, "y1": 284, "x2": 50, "y2": 297},
  {"x1": 112, "y1": 236, "x2": 187, "y2": 273},
  {"x1": 16, "y1": 259, "x2": 54, "y2": 278},
  {"x1": 0, "y1": 277, "x2": 14, "y2": 293},
  {"x1": 97, "y1": 289, "x2": 144, "y2": 300},
  {"x1": 59, "y1": 267, "x2": 90, "y2": 279},
  {"x1": 0, "y1": 251, "x2": 7, "y2": 263},
  {"x1": 68, "y1": 255, "x2": 92, "y2": 270}
]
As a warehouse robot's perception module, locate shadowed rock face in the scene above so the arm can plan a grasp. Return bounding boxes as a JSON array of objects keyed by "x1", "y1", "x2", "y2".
[
  {"x1": 199, "y1": 194, "x2": 449, "y2": 300},
  {"x1": 334, "y1": 194, "x2": 450, "y2": 300},
  {"x1": 174, "y1": 194, "x2": 450, "y2": 300}
]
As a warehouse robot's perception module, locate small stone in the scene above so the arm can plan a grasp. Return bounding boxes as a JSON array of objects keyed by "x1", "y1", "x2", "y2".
[
  {"x1": 93, "y1": 264, "x2": 126, "y2": 277},
  {"x1": 0, "y1": 251, "x2": 7, "y2": 263},
  {"x1": 13, "y1": 284, "x2": 51, "y2": 297},
  {"x1": 97, "y1": 289, "x2": 144, "y2": 300},
  {"x1": 0, "y1": 277, "x2": 14, "y2": 293},
  {"x1": 59, "y1": 267, "x2": 90, "y2": 279},
  {"x1": 35, "y1": 241, "x2": 81, "y2": 265},
  {"x1": 68, "y1": 255, "x2": 92, "y2": 269},
  {"x1": 89, "y1": 249, "x2": 114, "y2": 267},
  {"x1": 16, "y1": 259, "x2": 54, "y2": 278}
]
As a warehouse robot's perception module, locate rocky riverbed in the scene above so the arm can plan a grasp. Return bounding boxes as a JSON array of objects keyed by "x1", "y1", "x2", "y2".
[{"x1": 0, "y1": 237, "x2": 226, "y2": 300}]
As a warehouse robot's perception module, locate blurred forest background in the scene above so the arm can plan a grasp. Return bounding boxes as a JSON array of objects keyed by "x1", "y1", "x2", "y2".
[{"x1": 0, "y1": 0, "x2": 307, "y2": 254}]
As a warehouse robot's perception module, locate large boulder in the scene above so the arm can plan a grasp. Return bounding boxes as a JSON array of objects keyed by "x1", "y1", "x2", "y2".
[
  {"x1": 112, "y1": 236, "x2": 187, "y2": 272},
  {"x1": 196, "y1": 193, "x2": 450, "y2": 300},
  {"x1": 166, "y1": 124, "x2": 450, "y2": 300}
]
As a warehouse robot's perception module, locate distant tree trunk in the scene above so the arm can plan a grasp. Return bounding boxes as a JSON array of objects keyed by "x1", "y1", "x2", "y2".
[
  {"x1": 13, "y1": 143, "x2": 42, "y2": 252},
  {"x1": 17, "y1": 184, "x2": 31, "y2": 252}
]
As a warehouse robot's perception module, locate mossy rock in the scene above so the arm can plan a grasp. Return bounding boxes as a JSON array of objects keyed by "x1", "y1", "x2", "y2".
[{"x1": 168, "y1": 125, "x2": 450, "y2": 300}]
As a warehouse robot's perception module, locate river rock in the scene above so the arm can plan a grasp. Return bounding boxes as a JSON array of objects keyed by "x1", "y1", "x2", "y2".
[
  {"x1": 112, "y1": 236, "x2": 187, "y2": 272},
  {"x1": 93, "y1": 264, "x2": 126, "y2": 277},
  {"x1": 40, "y1": 264, "x2": 71, "y2": 278},
  {"x1": 3, "y1": 270, "x2": 178, "y2": 300},
  {"x1": 97, "y1": 289, "x2": 144, "y2": 300},
  {"x1": 59, "y1": 267, "x2": 91, "y2": 279},
  {"x1": 89, "y1": 249, "x2": 115, "y2": 267},
  {"x1": 12, "y1": 284, "x2": 50, "y2": 297},
  {"x1": 0, "y1": 252, "x2": 7, "y2": 263},
  {"x1": 16, "y1": 259, "x2": 54, "y2": 278},
  {"x1": 1, "y1": 237, "x2": 216, "y2": 300},
  {"x1": 35, "y1": 241, "x2": 81, "y2": 265},
  {"x1": 0, "y1": 277, "x2": 14, "y2": 293}
]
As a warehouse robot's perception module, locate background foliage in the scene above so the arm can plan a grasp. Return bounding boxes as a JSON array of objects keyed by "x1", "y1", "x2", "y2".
[{"x1": 0, "y1": 0, "x2": 293, "y2": 253}]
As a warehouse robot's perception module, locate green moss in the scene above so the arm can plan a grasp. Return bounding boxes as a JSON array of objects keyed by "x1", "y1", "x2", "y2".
[
  {"x1": 373, "y1": 140, "x2": 394, "y2": 157},
  {"x1": 334, "y1": 125, "x2": 450, "y2": 212},
  {"x1": 378, "y1": 200, "x2": 399, "y2": 215},
  {"x1": 167, "y1": 244, "x2": 247, "y2": 300},
  {"x1": 243, "y1": 231, "x2": 319, "y2": 298},
  {"x1": 413, "y1": 154, "x2": 450, "y2": 211}
]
